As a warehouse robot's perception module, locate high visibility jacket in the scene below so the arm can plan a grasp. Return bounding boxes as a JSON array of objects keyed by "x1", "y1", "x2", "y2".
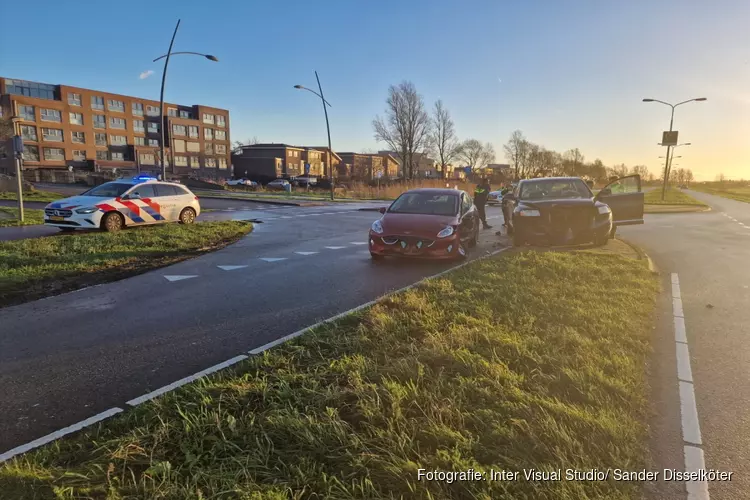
[{"x1": 474, "y1": 185, "x2": 490, "y2": 204}]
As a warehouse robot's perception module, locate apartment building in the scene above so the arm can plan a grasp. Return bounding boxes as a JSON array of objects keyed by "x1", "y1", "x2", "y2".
[
  {"x1": 232, "y1": 143, "x2": 306, "y2": 181},
  {"x1": 339, "y1": 152, "x2": 391, "y2": 181},
  {"x1": 0, "y1": 77, "x2": 231, "y2": 178}
]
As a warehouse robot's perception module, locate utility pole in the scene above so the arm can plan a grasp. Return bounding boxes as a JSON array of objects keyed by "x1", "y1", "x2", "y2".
[{"x1": 11, "y1": 107, "x2": 25, "y2": 222}]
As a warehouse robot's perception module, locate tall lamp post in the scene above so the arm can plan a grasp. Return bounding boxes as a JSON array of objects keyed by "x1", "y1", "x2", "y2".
[
  {"x1": 10, "y1": 111, "x2": 24, "y2": 222},
  {"x1": 153, "y1": 19, "x2": 219, "y2": 180},
  {"x1": 642, "y1": 97, "x2": 706, "y2": 200},
  {"x1": 294, "y1": 71, "x2": 334, "y2": 201},
  {"x1": 665, "y1": 142, "x2": 690, "y2": 186}
]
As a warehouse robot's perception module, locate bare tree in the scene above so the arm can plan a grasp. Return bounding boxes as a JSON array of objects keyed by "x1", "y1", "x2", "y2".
[
  {"x1": 232, "y1": 136, "x2": 259, "y2": 153},
  {"x1": 503, "y1": 130, "x2": 528, "y2": 180},
  {"x1": 685, "y1": 169, "x2": 694, "y2": 186},
  {"x1": 457, "y1": 139, "x2": 495, "y2": 172},
  {"x1": 631, "y1": 165, "x2": 650, "y2": 180},
  {"x1": 373, "y1": 81, "x2": 431, "y2": 179},
  {"x1": 429, "y1": 100, "x2": 461, "y2": 179},
  {"x1": 562, "y1": 148, "x2": 585, "y2": 177}
]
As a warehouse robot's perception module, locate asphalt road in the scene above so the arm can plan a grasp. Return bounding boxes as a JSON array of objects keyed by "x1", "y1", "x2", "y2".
[
  {"x1": 0, "y1": 204, "x2": 507, "y2": 453},
  {"x1": 619, "y1": 190, "x2": 750, "y2": 499}
]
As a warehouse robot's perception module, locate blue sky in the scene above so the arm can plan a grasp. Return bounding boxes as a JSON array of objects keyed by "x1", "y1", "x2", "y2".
[{"x1": 1, "y1": 0, "x2": 748, "y2": 180}]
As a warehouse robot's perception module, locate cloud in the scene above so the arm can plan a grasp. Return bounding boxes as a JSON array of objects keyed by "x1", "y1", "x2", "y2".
[{"x1": 139, "y1": 70, "x2": 154, "y2": 80}]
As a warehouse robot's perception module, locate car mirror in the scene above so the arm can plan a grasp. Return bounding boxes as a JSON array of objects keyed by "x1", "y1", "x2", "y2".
[{"x1": 378, "y1": 207, "x2": 387, "y2": 214}]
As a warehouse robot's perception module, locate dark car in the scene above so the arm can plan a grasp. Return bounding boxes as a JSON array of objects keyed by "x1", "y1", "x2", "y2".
[
  {"x1": 502, "y1": 175, "x2": 644, "y2": 247},
  {"x1": 368, "y1": 188, "x2": 480, "y2": 260}
]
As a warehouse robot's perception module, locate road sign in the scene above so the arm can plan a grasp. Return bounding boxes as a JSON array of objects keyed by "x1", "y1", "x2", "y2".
[
  {"x1": 464, "y1": 166, "x2": 472, "y2": 174},
  {"x1": 662, "y1": 131, "x2": 678, "y2": 146},
  {"x1": 304, "y1": 163, "x2": 310, "y2": 174},
  {"x1": 12, "y1": 136, "x2": 23, "y2": 154}
]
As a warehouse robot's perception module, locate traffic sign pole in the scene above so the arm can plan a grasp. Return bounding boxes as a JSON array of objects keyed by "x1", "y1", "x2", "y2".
[{"x1": 13, "y1": 134, "x2": 24, "y2": 223}]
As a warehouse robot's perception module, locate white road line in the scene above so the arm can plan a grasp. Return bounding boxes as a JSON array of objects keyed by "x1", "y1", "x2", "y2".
[
  {"x1": 350, "y1": 242, "x2": 368, "y2": 245},
  {"x1": 0, "y1": 407, "x2": 123, "y2": 463},
  {"x1": 679, "y1": 381, "x2": 703, "y2": 445},
  {"x1": 672, "y1": 282, "x2": 681, "y2": 300},
  {"x1": 673, "y1": 297, "x2": 684, "y2": 317},
  {"x1": 295, "y1": 251, "x2": 318, "y2": 255},
  {"x1": 280, "y1": 216, "x2": 293, "y2": 219},
  {"x1": 217, "y1": 265, "x2": 248, "y2": 271},
  {"x1": 259, "y1": 257, "x2": 287, "y2": 262},
  {"x1": 325, "y1": 246, "x2": 346, "y2": 249},
  {"x1": 127, "y1": 355, "x2": 248, "y2": 406},
  {"x1": 164, "y1": 275, "x2": 198, "y2": 282},
  {"x1": 676, "y1": 343, "x2": 694, "y2": 382},
  {"x1": 684, "y1": 445, "x2": 710, "y2": 499},
  {"x1": 674, "y1": 316, "x2": 687, "y2": 343}
]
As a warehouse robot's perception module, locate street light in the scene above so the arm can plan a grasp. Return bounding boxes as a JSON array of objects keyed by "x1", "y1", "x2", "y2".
[
  {"x1": 294, "y1": 72, "x2": 334, "y2": 201},
  {"x1": 153, "y1": 19, "x2": 219, "y2": 180},
  {"x1": 665, "y1": 143, "x2": 691, "y2": 185},
  {"x1": 642, "y1": 97, "x2": 706, "y2": 200}
]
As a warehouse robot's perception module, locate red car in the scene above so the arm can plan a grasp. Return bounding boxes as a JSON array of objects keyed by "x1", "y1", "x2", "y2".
[{"x1": 369, "y1": 188, "x2": 480, "y2": 260}]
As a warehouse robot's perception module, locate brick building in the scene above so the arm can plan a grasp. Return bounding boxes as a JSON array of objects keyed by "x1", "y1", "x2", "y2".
[{"x1": 0, "y1": 77, "x2": 230, "y2": 179}]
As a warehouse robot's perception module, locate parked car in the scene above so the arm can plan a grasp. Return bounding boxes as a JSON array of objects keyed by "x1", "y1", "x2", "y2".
[
  {"x1": 43, "y1": 176, "x2": 201, "y2": 232},
  {"x1": 226, "y1": 178, "x2": 258, "y2": 187},
  {"x1": 291, "y1": 176, "x2": 318, "y2": 187},
  {"x1": 266, "y1": 179, "x2": 291, "y2": 191},
  {"x1": 502, "y1": 175, "x2": 644, "y2": 247},
  {"x1": 487, "y1": 190, "x2": 503, "y2": 205},
  {"x1": 368, "y1": 188, "x2": 479, "y2": 260}
]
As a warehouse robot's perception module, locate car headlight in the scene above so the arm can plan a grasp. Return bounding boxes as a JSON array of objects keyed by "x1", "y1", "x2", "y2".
[
  {"x1": 437, "y1": 225, "x2": 455, "y2": 238},
  {"x1": 517, "y1": 209, "x2": 541, "y2": 217},
  {"x1": 597, "y1": 205, "x2": 611, "y2": 215},
  {"x1": 371, "y1": 219, "x2": 384, "y2": 234},
  {"x1": 75, "y1": 207, "x2": 98, "y2": 214}
]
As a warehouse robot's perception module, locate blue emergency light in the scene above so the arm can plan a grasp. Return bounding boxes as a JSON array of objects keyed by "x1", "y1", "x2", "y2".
[{"x1": 134, "y1": 175, "x2": 157, "y2": 181}]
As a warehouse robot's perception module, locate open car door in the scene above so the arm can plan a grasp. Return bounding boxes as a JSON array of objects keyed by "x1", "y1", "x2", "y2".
[{"x1": 595, "y1": 174, "x2": 644, "y2": 225}]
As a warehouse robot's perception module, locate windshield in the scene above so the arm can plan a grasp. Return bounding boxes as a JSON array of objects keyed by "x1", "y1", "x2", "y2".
[
  {"x1": 388, "y1": 192, "x2": 458, "y2": 216},
  {"x1": 80, "y1": 182, "x2": 133, "y2": 198},
  {"x1": 519, "y1": 179, "x2": 592, "y2": 200}
]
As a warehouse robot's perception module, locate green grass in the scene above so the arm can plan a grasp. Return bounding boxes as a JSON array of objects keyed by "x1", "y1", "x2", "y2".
[
  {"x1": 0, "y1": 207, "x2": 45, "y2": 227},
  {"x1": 0, "y1": 249, "x2": 659, "y2": 499},
  {"x1": 0, "y1": 190, "x2": 61, "y2": 203},
  {"x1": 0, "y1": 221, "x2": 252, "y2": 307},
  {"x1": 643, "y1": 187, "x2": 706, "y2": 206},
  {"x1": 691, "y1": 184, "x2": 750, "y2": 203}
]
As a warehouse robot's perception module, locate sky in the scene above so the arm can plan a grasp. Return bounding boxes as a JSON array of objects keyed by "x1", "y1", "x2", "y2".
[{"x1": 1, "y1": 0, "x2": 748, "y2": 181}]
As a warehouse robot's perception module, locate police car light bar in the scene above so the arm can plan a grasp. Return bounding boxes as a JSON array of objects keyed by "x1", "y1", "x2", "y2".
[{"x1": 133, "y1": 175, "x2": 158, "y2": 181}]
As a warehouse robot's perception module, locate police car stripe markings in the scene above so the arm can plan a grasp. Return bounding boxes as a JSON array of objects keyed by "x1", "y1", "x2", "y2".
[
  {"x1": 217, "y1": 265, "x2": 248, "y2": 271},
  {"x1": 164, "y1": 275, "x2": 199, "y2": 282}
]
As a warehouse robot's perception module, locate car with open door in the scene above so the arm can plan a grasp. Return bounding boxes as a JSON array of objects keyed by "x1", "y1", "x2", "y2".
[
  {"x1": 502, "y1": 175, "x2": 644, "y2": 247},
  {"x1": 368, "y1": 188, "x2": 479, "y2": 260}
]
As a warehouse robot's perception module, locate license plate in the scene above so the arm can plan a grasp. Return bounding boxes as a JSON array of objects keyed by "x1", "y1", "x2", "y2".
[{"x1": 49, "y1": 216, "x2": 65, "y2": 221}]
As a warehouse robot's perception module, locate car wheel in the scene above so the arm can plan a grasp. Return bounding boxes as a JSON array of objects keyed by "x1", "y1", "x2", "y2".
[
  {"x1": 609, "y1": 226, "x2": 617, "y2": 239},
  {"x1": 594, "y1": 234, "x2": 609, "y2": 247},
  {"x1": 102, "y1": 212, "x2": 124, "y2": 232},
  {"x1": 179, "y1": 207, "x2": 197, "y2": 225}
]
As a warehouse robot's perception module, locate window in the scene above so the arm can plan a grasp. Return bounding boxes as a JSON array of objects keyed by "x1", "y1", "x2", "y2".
[
  {"x1": 69, "y1": 112, "x2": 83, "y2": 125},
  {"x1": 95, "y1": 133, "x2": 107, "y2": 146},
  {"x1": 19, "y1": 105, "x2": 35, "y2": 121},
  {"x1": 204, "y1": 128, "x2": 213, "y2": 140},
  {"x1": 216, "y1": 115, "x2": 226, "y2": 127},
  {"x1": 140, "y1": 153, "x2": 155, "y2": 165},
  {"x1": 190, "y1": 156, "x2": 200, "y2": 168},
  {"x1": 461, "y1": 193, "x2": 472, "y2": 215},
  {"x1": 202, "y1": 113, "x2": 214, "y2": 124},
  {"x1": 602, "y1": 175, "x2": 640, "y2": 194},
  {"x1": 5, "y1": 79, "x2": 57, "y2": 100},
  {"x1": 215, "y1": 144, "x2": 227, "y2": 154},
  {"x1": 68, "y1": 93, "x2": 81, "y2": 106},
  {"x1": 108, "y1": 99, "x2": 124, "y2": 112},
  {"x1": 71, "y1": 131, "x2": 86, "y2": 144},
  {"x1": 205, "y1": 143, "x2": 214, "y2": 154},
  {"x1": 111, "y1": 151, "x2": 125, "y2": 161},
  {"x1": 130, "y1": 184, "x2": 156, "y2": 198},
  {"x1": 186, "y1": 141, "x2": 200, "y2": 152},
  {"x1": 42, "y1": 128, "x2": 64, "y2": 142},
  {"x1": 179, "y1": 110, "x2": 190, "y2": 119},
  {"x1": 109, "y1": 117, "x2": 126, "y2": 129},
  {"x1": 110, "y1": 135, "x2": 127, "y2": 145},
  {"x1": 132, "y1": 102, "x2": 144, "y2": 116},
  {"x1": 43, "y1": 147, "x2": 65, "y2": 161},
  {"x1": 147, "y1": 122, "x2": 159, "y2": 133},
  {"x1": 206, "y1": 158, "x2": 217, "y2": 168},
  {"x1": 91, "y1": 96, "x2": 105, "y2": 110},
  {"x1": 174, "y1": 155, "x2": 188, "y2": 166},
  {"x1": 133, "y1": 120, "x2": 145, "y2": 133},
  {"x1": 188, "y1": 125, "x2": 198, "y2": 138},
  {"x1": 389, "y1": 192, "x2": 459, "y2": 216},
  {"x1": 93, "y1": 115, "x2": 106, "y2": 129},
  {"x1": 146, "y1": 105, "x2": 160, "y2": 116},
  {"x1": 519, "y1": 179, "x2": 591, "y2": 200},
  {"x1": 172, "y1": 124, "x2": 186, "y2": 136},
  {"x1": 22, "y1": 145, "x2": 39, "y2": 161},
  {"x1": 40, "y1": 109, "x2": 62, "y2": 122},
  {"x1": 168, "y1": 108, "x2": 177, "y2": 117},
  {"x1": 96, "y1": 150, "x2": 108, "y2": 160},
  {"x1": 135, "y1": 137, "x2": 146, "y2": 146},
  {"x1": 72, "y1": 150, "x2": 86, "y2": 161},
  {"x1": 215, "y1": 130, "x2": 226, "y2": 141},
  {"x1": 174, "y1": 139, "x2": 185, "y2": 153},
  {"x1": 20, "y1": 125, "x2": 38, "y2": 141},
  {"x1": 218, "y1": 157, "x2": 228, "y2": 169},
  {"x1": 154, "y1": 184, "x2": 179, "y2": 197},
  {"x1": 149, "y1": 139, "x2": 159, "y2": 147}
]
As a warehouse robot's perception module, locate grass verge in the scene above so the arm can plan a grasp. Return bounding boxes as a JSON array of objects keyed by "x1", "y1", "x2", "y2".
[
  {"x1": 0, "y1": 248, "x2": 658, "y2": 499},
  {"x1": 0, "y1": 190, "x2": 61, "y2": 203},
  {"x1": 690, "y1": 184, "x2": 750, "y2": 203},
  {"x1": 0, "y1": 208, "x2": 45, "y2": 227},
  {"x1": 643, "y1": 187, "x2": 706, "y2": 206},
  {"x1": 0, "y1": 221, "x2": 252, "y2": 308}
]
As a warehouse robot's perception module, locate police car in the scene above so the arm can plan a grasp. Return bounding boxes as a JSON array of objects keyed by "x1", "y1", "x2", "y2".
[{"x1": 44, "y1": 176, "x2": 201, "y2": 232}]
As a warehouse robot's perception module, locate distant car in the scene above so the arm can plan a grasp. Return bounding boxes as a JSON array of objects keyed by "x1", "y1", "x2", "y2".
[
  {"x1": 291, "y1": 176, "x2": 318, "y2": 187},
  {"x1": 43, "y1": 176, "x2": 201, "y2": 233},
  {"x1": 266, "y1": 179, "x2": 291, "y2": 190},
  {"x1": 369, "y1": 188, "x2": 479, "y2": 260},
  {"x1": 502, "y1": 175, "x2": 644, "y2": 247},
  {"x1": 487, "y1": 190, "x2": 503, "y2": 205},
  {"x1": 226, "y1": 178, "x2": 257, "y2": 187}
]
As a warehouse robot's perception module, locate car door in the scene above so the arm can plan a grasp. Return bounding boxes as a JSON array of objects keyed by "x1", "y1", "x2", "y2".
[
  {"x1": 459, "y1": 192, "x2": 476, "y2": 242},
  {"x1": 502, "y1": 185, "x2": 519, "y2": 228},
  {"x1": 124, "y1": 184, "x2": 160, "y2": 224},
  {"x1": 595, "y1": 174, "x2": 644, "y2": 225},
  {"x1": 153, "y1": 184, "x2": 180, "y2": 221}
]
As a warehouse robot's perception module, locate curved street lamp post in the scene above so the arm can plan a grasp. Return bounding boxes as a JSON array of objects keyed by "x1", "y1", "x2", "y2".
[
  {"x1": 153, "y1": 19, "x2": 219, "y2": 180},
  {"x1": 294, "y1": 72, "x2": 334, "y2": 201},
  {"x1": 642, "y1": 98, "x2": 705, "y2": 200}
]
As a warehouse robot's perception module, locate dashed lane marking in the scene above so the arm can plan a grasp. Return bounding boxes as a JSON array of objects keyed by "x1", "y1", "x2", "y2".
[
  {"x1": 325, "y1": 246, "x2": 346, "y2": 250},
  {"x1": 350, "y1": 242, "x2": 368, "y2": 245},
  {"x1": 217, "y1": 265, "x2": 249, "y2": 271},
  {"x1": 259, "y1": 257, "x2": 288, "y2": 262},
  {"x1": 164, "y1": 275, "x2": 199, "y2": 282},
  {"x1": 295, "y1": 252, "x2": 318, "y2": 255}
]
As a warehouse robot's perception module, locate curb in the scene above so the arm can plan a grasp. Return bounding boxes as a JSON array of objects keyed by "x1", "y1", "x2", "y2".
[
  {"x1": 357, "y1": 207, "x2": 387, "y2": 212},
  {"x1": 618, "y1": 236, "x2": 657, "y2": 272},
  {"x1": 195, "y1": 195, "x2": 318, "y2": 207}
]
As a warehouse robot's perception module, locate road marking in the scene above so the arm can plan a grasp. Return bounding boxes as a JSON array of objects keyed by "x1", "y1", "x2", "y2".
[
  {"x1": 259, "y1": 257, "x2": 288, "y2": 262},
  {"x1": 295, "y1": 251, "x2": 318, "y2": 255},
  {"x1": 671, "y1": 272, "x2": 708, "y2": 498},
  {"x1": 0, "y1": 407, "x2": 123, "y2": 464},
  {"x1": 217, "y1": 265, "x2": 248, "y2": 271},
  {"x1": 127, "y1": 355, "x2": 248, "y2": 406},
  {"x1": 164, "y1": 275, "x2": 198, "y2": 282},
  {"x1": 350, "y1": 242, "x2": 368, "y2": 245},
  {"x1": 280, "y1": 216, "x2": 293, "y2": 219},
  {"x1": 325, "y1": 246, "x2": 346, "y2": 249}
]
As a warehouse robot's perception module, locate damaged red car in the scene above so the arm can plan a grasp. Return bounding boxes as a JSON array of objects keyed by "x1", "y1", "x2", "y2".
[{"x1": 368, "y1": 188, "x2": 480, "y2": 260}]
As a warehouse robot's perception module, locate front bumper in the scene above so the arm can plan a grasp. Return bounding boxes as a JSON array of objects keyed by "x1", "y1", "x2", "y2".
[
  {"x1": 368, "y1": 232, "x2": 463, "y2": 259},
  {"x1": 514, "y1": 212, "x2": 612, "y2": 246},
  {"x1": 43, "y1": 209, "x2": 104, "y2": 229}
]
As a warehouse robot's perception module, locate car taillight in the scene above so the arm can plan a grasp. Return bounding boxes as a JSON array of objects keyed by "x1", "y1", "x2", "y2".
[{"x1": 194, "y1": 196, "x2": 199, "y2": 200}]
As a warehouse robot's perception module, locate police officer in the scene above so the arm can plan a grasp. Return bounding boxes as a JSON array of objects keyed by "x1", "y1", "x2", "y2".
[{"x1": 473, "y1": 177, "x2": 492, "y2": 229}]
